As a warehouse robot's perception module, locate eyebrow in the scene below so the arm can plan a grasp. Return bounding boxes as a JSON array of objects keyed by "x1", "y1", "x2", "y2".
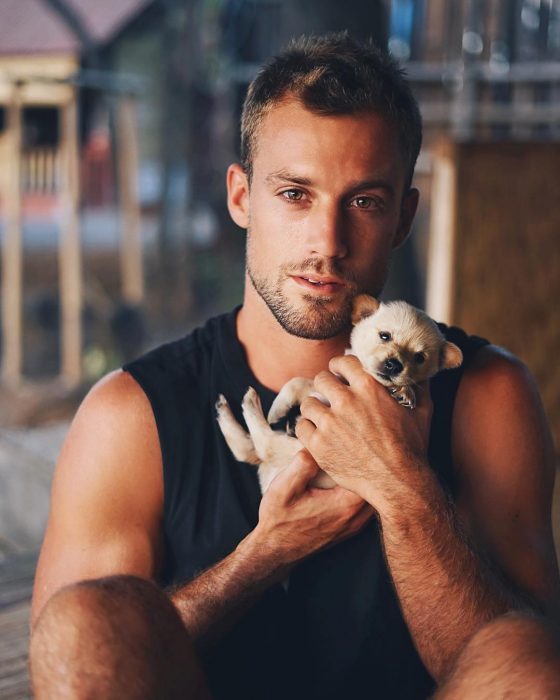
[
  {"x1": 265, "y1": 170, "x2": 395, "y2": 197},
  {"x1": 265, "y1": 170, "x2": 312, "y2": 187}
]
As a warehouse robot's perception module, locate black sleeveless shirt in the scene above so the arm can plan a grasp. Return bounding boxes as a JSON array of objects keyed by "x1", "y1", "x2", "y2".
[{"x1": 123, "y1": 308, "x2": 489, "y2": 700}]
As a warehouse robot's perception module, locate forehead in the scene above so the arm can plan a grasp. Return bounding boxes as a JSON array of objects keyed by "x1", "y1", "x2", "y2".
[
  {"x1": 371, "y1": 305, "x2": 443, "y2": 348},
  {"x1": 252, "y1": 99, "x2": 407, "y2": 193}
]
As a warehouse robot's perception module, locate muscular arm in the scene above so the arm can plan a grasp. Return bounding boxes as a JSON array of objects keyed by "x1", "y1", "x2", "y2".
[
  {"x1": 169, "y1": 452, "x2": 372, "y2": 647},
  {"x1": 296, "y1": 349, "x2": 560, "y2": 681},
  {"x1": 31, "y1": 371, "x2": 165, "y2": 626},
  {"x1": 33, "y1": 371, "x2": 370, "y2": 644}
]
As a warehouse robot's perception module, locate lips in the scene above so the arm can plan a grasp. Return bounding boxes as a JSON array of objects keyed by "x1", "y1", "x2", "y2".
[{"x1": 291, "y1": 274, "x2": 346, "y2": 294}]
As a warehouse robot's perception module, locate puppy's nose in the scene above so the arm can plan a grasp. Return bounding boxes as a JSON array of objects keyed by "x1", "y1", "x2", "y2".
[{"x1": 383, "y1": 358, "x2": 403, "y2": 376}]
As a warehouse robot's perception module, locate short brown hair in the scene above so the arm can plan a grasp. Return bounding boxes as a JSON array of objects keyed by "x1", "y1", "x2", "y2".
[{"x1": 240, "y1": 32, "x2": 422, "y2": 189}]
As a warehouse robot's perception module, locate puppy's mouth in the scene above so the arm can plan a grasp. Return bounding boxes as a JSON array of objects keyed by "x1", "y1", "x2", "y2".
[
  {"x1": 374, "y1": 371, "x2": 393, "y2": 385},
  {"x1": 373, "y1": 370, "x2": 411, "y2": 388}
]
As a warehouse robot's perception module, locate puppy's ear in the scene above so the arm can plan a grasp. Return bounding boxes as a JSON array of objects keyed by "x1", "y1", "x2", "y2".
[
  {"x1": 440, "y1": 342, "x2": 463, "y2": 370},
  {"x1": 351, "y1": 294, "x2": 380, "y2": 325}
]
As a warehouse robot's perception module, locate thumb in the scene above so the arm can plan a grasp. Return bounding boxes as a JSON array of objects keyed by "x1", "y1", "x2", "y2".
[{"x1": 281, "y1": 449, "x2": 320, "y2": 499}]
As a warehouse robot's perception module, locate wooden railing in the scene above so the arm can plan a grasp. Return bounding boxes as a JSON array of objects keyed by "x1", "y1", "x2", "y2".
[{"x1": 21, "y1": 147, "x2": 60, "y2": 194}]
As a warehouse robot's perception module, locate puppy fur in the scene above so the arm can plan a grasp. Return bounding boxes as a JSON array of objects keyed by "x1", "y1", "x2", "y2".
[{"x1": 216, "y1": 295, "x2": 463, "y2": 493}]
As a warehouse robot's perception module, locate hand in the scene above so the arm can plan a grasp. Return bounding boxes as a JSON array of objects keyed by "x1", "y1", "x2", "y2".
[
  {"x1": 295, "y1": 355, "x2": 433, "y2": 515},
  {"x1": 250, "y1": 449, "x2": 374, "y2": 568}
]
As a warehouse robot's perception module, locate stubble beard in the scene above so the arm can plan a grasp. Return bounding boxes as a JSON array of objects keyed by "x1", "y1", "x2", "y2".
[{"x1": 246, "y1": 243, "x2": 360, "y2": 340}]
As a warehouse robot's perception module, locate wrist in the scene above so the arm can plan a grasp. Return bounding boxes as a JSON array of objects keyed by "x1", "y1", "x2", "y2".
[
  {"x1": 236, "y1": 528, "x2": 294, "y2": 582},
  {"x1": 363, "y1": 456, "x2": 437, "y2": 523}
]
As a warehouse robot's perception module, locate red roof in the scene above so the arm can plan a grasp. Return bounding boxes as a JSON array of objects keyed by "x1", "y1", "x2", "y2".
[{"x1": 0, "y1": 0, "x2": 153, "y2": 56}]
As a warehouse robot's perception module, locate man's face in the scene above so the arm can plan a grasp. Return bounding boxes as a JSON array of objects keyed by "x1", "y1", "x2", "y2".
[{"x1": 228, "y1": 99, "x2": 418, "y2": 340}]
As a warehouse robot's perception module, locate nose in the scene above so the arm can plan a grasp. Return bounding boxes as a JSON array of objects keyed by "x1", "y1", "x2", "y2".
[
  {"x1": 383, "y1": 358, "x2": 403, "y2": 377},
  {"x1": 306, "y1": 203, "x2": 348, "y2": 259}
]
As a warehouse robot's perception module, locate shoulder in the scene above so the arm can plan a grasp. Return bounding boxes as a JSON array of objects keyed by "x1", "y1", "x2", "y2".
[
  {"x1": 75, "y1": 368, "x2": 155, "y2": 428},
  {"x1": 57, "y1": 369, "x2": 162, "y2": 491},
  {"x1": 451, "y1": 342, "x2": 556, "y2": 520},
  {"x1": 454, "y1": 343, "x2": 549, "y2": 432}
]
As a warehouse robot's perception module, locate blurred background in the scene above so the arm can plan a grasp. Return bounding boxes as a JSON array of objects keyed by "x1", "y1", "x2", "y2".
[{"x1": 0, "y1": 1, "x2": 559, "y2": 696}]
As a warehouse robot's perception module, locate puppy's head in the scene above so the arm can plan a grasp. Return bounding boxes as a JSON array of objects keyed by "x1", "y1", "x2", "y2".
[{"x1": 350, "y1": 294, "x2": 463, "y2": 387}]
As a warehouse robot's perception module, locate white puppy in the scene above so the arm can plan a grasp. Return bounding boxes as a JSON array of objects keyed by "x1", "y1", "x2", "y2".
[{"x1": 216, "y1": 295, "x2": 463, "y2": 493}]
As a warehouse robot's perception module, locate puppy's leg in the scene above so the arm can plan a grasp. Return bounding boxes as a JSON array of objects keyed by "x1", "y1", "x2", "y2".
[
  {"x1": 268, "y1": 377, "x2": 315, "y2": 424},
  {"x1": 216, "y1": 395, "x2": 260, "y2": 465},
  {"x1": 242, "y1": 387, "x2": 282, "y2": 461},
  {"x1": 390, "y1": 385, "x2": 416, "y2": 409}
]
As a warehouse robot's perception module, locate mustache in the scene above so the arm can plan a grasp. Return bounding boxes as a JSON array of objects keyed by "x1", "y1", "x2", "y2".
[{"x1": 285, "y1": 258, "x2": 358, "y2": 284}]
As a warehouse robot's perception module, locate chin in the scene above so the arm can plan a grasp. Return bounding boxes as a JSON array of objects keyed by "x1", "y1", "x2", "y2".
[{"x1": 274, "y1": 297, "x2": 352, "y2": 340}]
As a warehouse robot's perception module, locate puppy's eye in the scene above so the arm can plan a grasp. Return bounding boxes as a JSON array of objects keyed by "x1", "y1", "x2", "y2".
[
  {"x1": 379, "y1": 332, "x2": 391, "y2": 342},
  {"x1": 414, "y1": 352, "x2": 425, "y2": 364}
]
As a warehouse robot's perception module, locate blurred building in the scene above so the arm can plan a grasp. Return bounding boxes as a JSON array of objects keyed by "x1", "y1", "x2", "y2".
[
  {"x1": 386, "y1": 0, "x2": 560, "y2": 447},
  {"x1": 0, "y1": 0, "x2": 559, "y2": 445}
]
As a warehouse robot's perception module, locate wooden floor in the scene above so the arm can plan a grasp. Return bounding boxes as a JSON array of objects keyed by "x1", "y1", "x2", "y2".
[{"x1": 0, "y1": 552, "x2": 36, "y2": 700}]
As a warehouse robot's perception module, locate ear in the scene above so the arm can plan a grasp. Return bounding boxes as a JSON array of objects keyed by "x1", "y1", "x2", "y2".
[
  {"x1": 393, "y1": 187, "x2": 419, "y2": 249},
  {"x1": 351, "y1": 294, "x2": 380, "y2": 325},
  {"x1": 440, "y1": 341, "x2": 463, "y2": 370},
  {"x1": 226, "y1": 163, "x2": 250, "y2": 229}
]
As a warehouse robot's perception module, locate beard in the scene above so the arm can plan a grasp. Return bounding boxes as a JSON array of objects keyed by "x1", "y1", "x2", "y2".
[{"x1": 247, "y1": 245, "x2": 362, "y2": 340}]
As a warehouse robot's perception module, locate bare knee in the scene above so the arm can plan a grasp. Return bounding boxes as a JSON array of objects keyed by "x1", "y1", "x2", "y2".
[
  {"x1": 436, "y1": 612, "x2": 560, "y2": 700},
  {"x1": 30, "y1": 575, "x2": 203, "y2": 699},
  {"x1": 469, "y1": 611, "x2": 560, "y2": 663}
]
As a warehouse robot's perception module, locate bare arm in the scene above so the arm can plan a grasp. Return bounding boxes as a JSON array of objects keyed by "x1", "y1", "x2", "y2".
[
  {"x1": 169, "y1": 451, "x2": 372, "y2": 647},
  {"x1": 31, "y1": 370, "x2": 165, "y2": 626},
  {"x1": 33, "y1": 370, "x2": 370, "y2": 645},
  {"x1": 296, "y1": 350, "x2": 560, "y2": 681}
]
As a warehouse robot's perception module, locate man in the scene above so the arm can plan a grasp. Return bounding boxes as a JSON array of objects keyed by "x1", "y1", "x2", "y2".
[{"x1": 30, "y1": 34, "x2": 560, "y2": 699}]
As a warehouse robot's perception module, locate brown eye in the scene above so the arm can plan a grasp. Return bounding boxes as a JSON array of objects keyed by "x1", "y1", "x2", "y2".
[
  {"x1": 379, "y1": 332, "x2": 391, "y2": 342},
  {"x1": 414, "y1": 352, "x2": 425, "y2": 364},
  {"x1": 282, "y1": 189, "x2": 303, "y2": 201}
]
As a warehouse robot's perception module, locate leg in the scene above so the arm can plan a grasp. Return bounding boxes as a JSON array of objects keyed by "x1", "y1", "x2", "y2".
[
  {"x1": 216, "y1": 394, "x2": 259, "y2": 465},
  {"x1": 241, "y1": 387, "x2": 278, "y2": 459},
  {"x1": 267, "y1": 377, "x2": 314, "y2": 424},
  {"x1": 433, "y1": 612, "x2": 560, "y2": 699},
  {"x1": 29, "y1": 575, "x2": 212, "y2": 700}
]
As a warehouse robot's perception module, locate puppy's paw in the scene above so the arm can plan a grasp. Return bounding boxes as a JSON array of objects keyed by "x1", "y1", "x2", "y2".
[
  {"x1": 268, "y1": 377, "x2": 314, "y2": 424},
  {"x1": 242, "y1": 386, "x2": 262, "y2": 413},
  {"x1": 390, "y1": 386, "x2": 416, "y2": 409},
  {"x1": 215, "y1": 393, "x2": 233, "y2": 421}
]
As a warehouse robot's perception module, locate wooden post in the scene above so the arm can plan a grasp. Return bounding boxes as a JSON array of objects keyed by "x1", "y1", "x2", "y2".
[
  {"x1": 1, "y1": 85, "x2": 23, "y2": 385},
  {"x1": 116, "y1": 96, "x2": 143, "y2": 304},
  {"x1": 58, "y1": 95, "x2": 82, "y2": 385},
  {"x1": 426, "y1": 141, "x2": 457, "y2": 325}
]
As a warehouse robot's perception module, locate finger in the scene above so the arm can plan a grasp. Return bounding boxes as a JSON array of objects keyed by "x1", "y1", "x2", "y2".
[
  {"x1": 300, "y1": 395, "x2": 329, "y2": 424},
  {"x1": 278, "y1": 449, "x2": 320, "y2": 499},
  {"x1": 294, "y1": 417, "x2": 316, "y2": 448},
  {"x1": 312, "y1": 370, "x2": 349, "y2": 405},
  {"x1": 328, "y1": 354, "x2": 371, "y2": 387},
  {"x1": 322, "y1": 484, "x2": 367, "y2": 511}
]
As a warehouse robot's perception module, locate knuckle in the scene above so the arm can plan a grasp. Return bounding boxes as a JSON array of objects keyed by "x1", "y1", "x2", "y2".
[
  {"x1": 294, "y1": 449, "x2": 317, "y2": 471},
  {"x1": 327, "y1": 356, "x2": 340, "y2": 370},
  {"x1": 314, "y1": 370, "x2": 331, "y2": 387},
  {"x1": 355, "y1": 371, "x2": 375, "y2": 392}
]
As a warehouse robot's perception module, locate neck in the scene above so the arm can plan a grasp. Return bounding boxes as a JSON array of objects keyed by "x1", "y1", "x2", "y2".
[{"x1": 237, "y1": 278, "x2": 350, "y2": 393}]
